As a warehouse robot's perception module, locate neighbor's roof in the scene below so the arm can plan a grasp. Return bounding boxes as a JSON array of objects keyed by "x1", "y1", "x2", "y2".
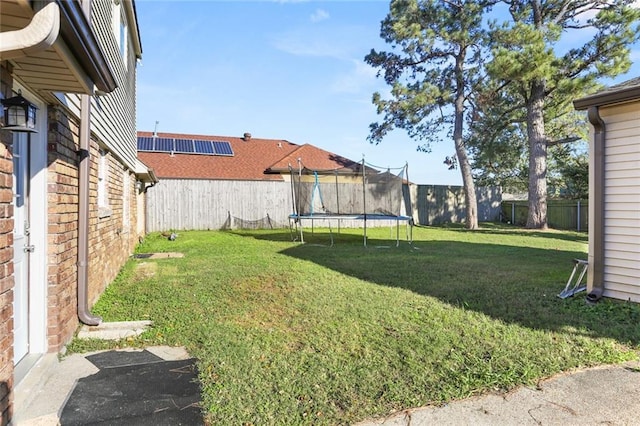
[
  {"x1": 266, "y1": 144, "x2": 364, "y2": 174},
  {"x1": 574, "y1": 76, "x2": 640, "y2": 110},
  {"x1": 136, "y1": 131, "x2": 363, "y2": 181}
]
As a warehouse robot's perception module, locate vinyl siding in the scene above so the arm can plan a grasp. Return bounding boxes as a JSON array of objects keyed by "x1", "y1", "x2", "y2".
[
  {"x1": 600, "y1": 101, "x2": 640, "y2": 302},
  {"x1": 61, "y1": 0, "x2": 139, "y2": 170}
]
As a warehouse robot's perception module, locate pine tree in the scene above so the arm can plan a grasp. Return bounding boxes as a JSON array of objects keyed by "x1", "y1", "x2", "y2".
[
  {"x1": 487, "y1": 0, "x2": 640, "y2": 228},
  {"x1": 366, "y1": 0, "x2": 495, "y2": 230}
]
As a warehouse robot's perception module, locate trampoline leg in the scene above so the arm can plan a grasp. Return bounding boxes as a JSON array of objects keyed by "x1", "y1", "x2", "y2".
[
  {"x1": 364, "y1": 217, "x2": 367, "y2": 247},
  {"x1": 329, "y1": 221, "x2": 334, "y2": 247}
]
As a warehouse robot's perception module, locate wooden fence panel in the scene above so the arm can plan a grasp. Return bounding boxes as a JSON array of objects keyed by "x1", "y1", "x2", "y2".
[
  {"x1": 146, "y1": 180, "x2": 293, "y2": 232},
  {"x1": 410, "y1": 185, "x2": 502, "y2": 226},
  {"x1": 146, "y1": 180, "x2": 503, "y2": 232},
  {"x1": 501, "y1": 200, "x2": 589, "y2": 230}
]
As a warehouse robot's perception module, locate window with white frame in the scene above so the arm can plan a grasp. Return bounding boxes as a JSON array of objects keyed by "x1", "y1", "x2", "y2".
[
  {"x1": 120, "y1": 10, "x2": 128, "y2": 66},
  {"x1": 98, "y1": 149, "x2": 112, "y2": 217},
  {"x1": 122, "y1": 170, "x2": 130, "y2": 231},
  {"x1": 112, "y1": 1, "x2": 128, "y2": 68}
]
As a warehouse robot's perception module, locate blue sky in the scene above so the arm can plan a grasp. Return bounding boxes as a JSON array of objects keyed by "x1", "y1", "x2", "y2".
[{"x1": 135, "y1": 1, "x2": 640, "y2": 185}]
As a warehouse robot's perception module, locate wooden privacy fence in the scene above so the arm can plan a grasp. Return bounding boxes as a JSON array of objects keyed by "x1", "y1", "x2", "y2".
[
  {"x1": 145, "y1": 179, "x2": 503, "y2": 232},
  {"x1": 409, "y1": 185, "x2": 502, "y2": 226},
  {"x1": 145, "y1": 180, "x2": 293, "y2": 232},
  {"x1": 501, "y1": 200, "x2": 588, "y2": 231}
]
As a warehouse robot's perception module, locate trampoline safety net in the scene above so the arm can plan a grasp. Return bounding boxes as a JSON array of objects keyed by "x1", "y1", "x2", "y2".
[{"x1": 290, "y1": 161, "x2": 408, "y2": 217}]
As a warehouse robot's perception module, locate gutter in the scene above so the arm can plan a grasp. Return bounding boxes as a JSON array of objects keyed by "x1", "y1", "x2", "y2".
[
  {"x1": 0, "y1": 1, "x2": 60, "y2": 59},
  {"x1": 585, "y1": 106, "x2": 606, "y2": 302},
  {"x1": 56, "y1": 0, "x2": 117, "y2": 93}
]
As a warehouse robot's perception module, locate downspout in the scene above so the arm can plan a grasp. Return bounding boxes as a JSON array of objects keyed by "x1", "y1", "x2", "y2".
[
  {"x1": 77, "y1": 0, "x2": 101, "y2": 325},
  {"x1": 586, "y1": 106, "x2": 605, "y2": 302},
  {"x1": 77, "y1": 93, "x2": 101, "y2": 325},
  {"x1": 0, "y1": 1, "x2": 60, "y2": 59}
]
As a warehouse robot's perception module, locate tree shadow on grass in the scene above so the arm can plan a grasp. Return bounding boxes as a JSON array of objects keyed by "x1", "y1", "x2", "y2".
[{"x1": 273, "y1": 238, "x2": 640, "y2": 347}]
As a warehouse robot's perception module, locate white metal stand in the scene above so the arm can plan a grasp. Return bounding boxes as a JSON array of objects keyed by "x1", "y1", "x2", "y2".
[{"x1": 558, "y1": 259, "x2": 588, "y2": 299}]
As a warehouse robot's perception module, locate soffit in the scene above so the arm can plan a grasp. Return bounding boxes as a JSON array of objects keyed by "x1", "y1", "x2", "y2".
[{"x1": 1, "y1": 0, "x2": 97, "y2": 96}]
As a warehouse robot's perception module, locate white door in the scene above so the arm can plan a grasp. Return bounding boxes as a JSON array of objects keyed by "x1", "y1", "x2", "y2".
[{"x1": 13, "y1": 132, "x2": 30, "y2": 364}]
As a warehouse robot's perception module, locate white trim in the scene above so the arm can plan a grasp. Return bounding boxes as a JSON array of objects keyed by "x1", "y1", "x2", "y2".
[
  {"x1": 27, "y1": 92, "x2": 48, "y2": 355},
  {"x1": 11, "y1": 82, "x2": 48, "y2": 361},
  {"x1": 122, "y1": 169, "x2": 130, "y2": 231}
]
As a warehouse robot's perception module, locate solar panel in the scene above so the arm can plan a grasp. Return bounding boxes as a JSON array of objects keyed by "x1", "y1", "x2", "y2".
[
  {"x1": 212, "y1": 141, "x2": 234, "y2": 156},
  {"x1": 137, "y1": 137, "x2": 154, "y2": 151},
  {"x1": 137, "y1": 137, "x2": 234, "y2": 156},
  {"x1": 194, "y1": 140, "x2": 214, "y2": 154},
  {"x1": 174, "y1": 138, "x2": 195, "y2": 153},
  {"x1": 154, "y1": 137, "x2": 174, "y2": 152}
]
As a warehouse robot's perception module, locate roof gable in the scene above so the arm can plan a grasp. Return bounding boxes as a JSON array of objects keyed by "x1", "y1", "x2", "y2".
[{"x1": 266, "y1": 144, "x2": 363, "y2": 173}]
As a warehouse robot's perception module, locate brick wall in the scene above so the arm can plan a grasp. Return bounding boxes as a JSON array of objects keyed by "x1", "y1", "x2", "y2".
[
  {"x1": 86, "y1": 142, "x2": 138, "y2": 305},
  {"x1": 47, "y1": 104, "x2": 139, "y2": 351},
  {"x1": 0, "y1": 62, "x2": 15, "y2": 426}
]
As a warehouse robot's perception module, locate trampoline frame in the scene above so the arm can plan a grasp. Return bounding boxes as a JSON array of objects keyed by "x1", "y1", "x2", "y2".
[{"x1": 288, "y1": 213, "x2": 413, "y2": 247}]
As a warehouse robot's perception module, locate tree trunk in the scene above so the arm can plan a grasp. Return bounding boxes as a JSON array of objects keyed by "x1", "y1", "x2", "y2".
[
  {"x1": 454, "y1": 48, "x2": 478, "y2": 230},
  {"x1": 456, "y1": 138, "x2": 478, "y2": 230},
  {"x1": 526, "y1": 79, "x2": 548, "y2": 229}
]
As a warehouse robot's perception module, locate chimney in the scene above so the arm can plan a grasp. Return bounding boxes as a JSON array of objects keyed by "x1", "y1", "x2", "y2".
[{"x1": 243, "y1": 132, "x2": 252, "y2": 141}]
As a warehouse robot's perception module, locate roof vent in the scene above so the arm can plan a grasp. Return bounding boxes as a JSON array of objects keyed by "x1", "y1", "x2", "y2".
[{"x1": 243, "y1": 132, "x2": 252, "y2": 141}]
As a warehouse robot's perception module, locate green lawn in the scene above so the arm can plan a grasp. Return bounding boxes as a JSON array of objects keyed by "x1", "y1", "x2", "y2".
[{"x1": 70, "y1": 225, "x2": 640, "y2": 425}]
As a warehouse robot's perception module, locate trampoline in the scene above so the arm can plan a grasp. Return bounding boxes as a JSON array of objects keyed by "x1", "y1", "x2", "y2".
[{"x1": 288, "y1": 159, "x2": 413, "y2": 247}]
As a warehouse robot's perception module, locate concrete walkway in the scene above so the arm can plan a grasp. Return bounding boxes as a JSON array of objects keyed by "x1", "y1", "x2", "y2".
[
  {"x1": 356, "y1": 360, "x2": 640, "y2": 426},
  {"x1": 13, "y1": 346, "x2": 201, "y2": 426}
]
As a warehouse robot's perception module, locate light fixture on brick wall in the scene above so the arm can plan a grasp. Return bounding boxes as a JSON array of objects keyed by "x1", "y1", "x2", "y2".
[{"x1": 1, "y1": 91, "x2": 37, "y2": 133}]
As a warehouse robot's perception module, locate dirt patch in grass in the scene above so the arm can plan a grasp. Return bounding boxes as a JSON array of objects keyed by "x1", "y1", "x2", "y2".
[
  {"x1": 229, "y1": 273, "x2": 302, "y2": 333},
  {"x1": 134, "y1": 262, "x2": 157, "y2": 280}
]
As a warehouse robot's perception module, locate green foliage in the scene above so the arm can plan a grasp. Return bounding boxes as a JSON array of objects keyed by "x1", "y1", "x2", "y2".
[
  {"x1": 471, "y1": 0, "x2": 640, "y2": 225},
  {"x1": 547, "y1": 142, "x2": 589, "y2": 199},
  {"x1": 71, "y1": 229, "x2": 640, "y2": 424},
  {"x1": 366, "y1": 0, "x2": 491, "y2": 149},
  {"x1": 367, "y1": 0, "x2": 494, "y2": 229}
]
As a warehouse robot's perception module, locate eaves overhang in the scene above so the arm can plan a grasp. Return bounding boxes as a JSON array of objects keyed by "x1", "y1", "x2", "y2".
[
  {"x1": 1, "y1": 0, "x2": 117, "y2": 96},
  {"x1": 56, "y1": 0, "x2": 117, "y2": 93},
  {"x1": 574, "y1": 77, "x2": 640, "y2": 110}
]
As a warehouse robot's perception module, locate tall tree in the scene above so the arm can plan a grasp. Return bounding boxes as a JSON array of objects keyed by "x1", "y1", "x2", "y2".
[
  {"x1": 468, "y1": 85, "x2": 589, "y2": 196},
  {"x1": 366, "y1": 0, "x2": 494, "y2": 230},
  {"x1": 486, "y1": 0, "x2": 640, "y2": 228}
]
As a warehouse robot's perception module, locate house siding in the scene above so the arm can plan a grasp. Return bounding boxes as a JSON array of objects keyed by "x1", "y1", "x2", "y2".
[
  {"x1": 60, "y1": 0, "x2": 139, "y2": 172},
  {"x1": 600, "y1": 102, "x2": 640, "y2": 302}
]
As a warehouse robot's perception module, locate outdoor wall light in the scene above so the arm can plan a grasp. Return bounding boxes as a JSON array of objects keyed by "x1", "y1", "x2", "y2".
[{"x1": 1, "y1": 91, "x2": 38, "y2": 133}]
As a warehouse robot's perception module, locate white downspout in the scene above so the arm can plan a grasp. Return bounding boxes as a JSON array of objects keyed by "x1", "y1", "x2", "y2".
[{"x1": 0, "y1": 2, "x2": 60, "y2": 59}]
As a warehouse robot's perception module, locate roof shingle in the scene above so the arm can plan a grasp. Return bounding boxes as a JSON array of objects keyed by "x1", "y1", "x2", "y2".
[{"x1": 137, "y1": 131, "x2": 362, "y2": 180}]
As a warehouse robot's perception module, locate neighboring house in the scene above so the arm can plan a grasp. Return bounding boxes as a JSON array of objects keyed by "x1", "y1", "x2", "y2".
[
  {"x1": 574, "y1": 77, "x2": 640, "y2": 303},
  {"x1": 137, "y1": 131, "x2": 370, "y2": 231},
  {"x1": 138, "y1": 131, "x2": 502, "y2": 231},
  {"x1": 1, "y1": 0, "x2": 154, "y2": 422}
]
